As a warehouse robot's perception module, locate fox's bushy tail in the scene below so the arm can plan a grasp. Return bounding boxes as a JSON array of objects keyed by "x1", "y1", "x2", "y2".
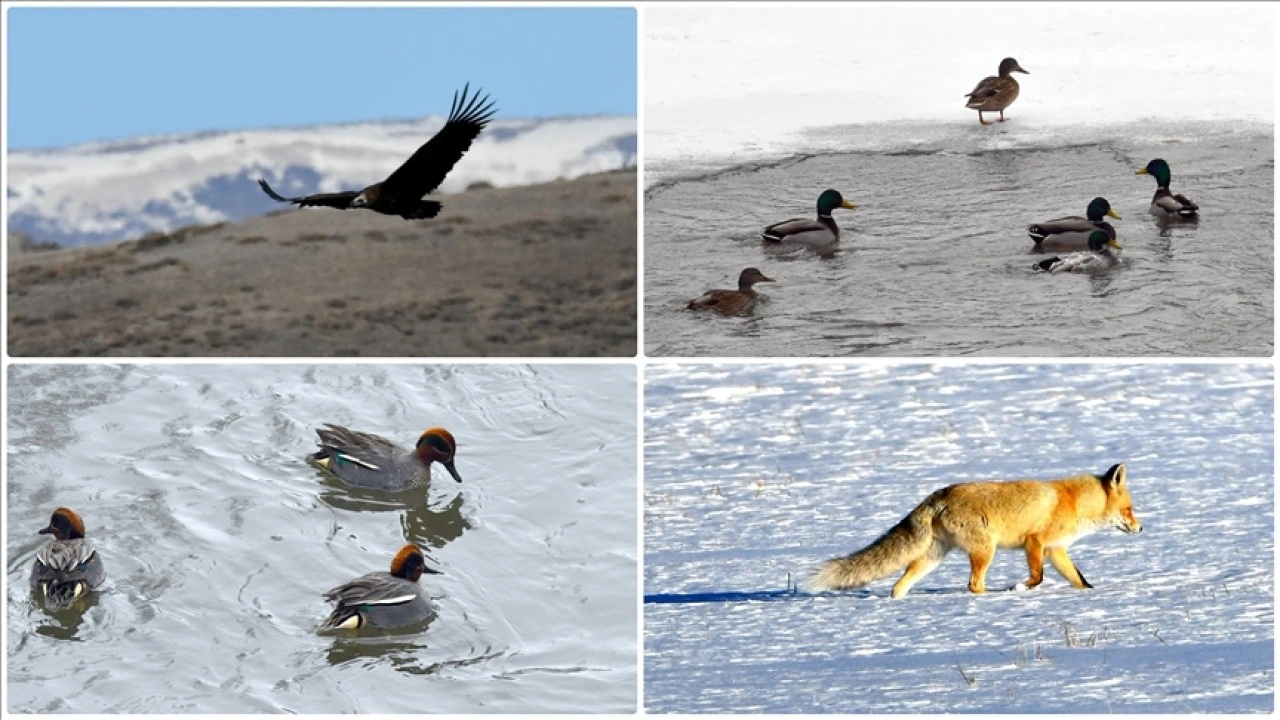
[{"x1": 806, "y1": 493, "x2": 942, "y2": 591}]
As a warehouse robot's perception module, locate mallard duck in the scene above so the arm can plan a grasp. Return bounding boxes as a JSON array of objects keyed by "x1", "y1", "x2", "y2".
[
  {"x1": 308, "y1": 425, "x2": 462, "y2": 490},
  {"x1": 965, "y1": 58, "x2": 1029, "y2": 125},
  {"x1": 761, "y1": 189, "x2": 856, "y2": 247},
  {"x1": 1033, "y1": 230, "x2": 1123, "y2": 274},
  {"x1": 1136, "y1": 159, "x2": 1199, "y2": 219},
  {"x1": 31, "y1": 507, "x2": 106, "y2": 610},
  {"x1": 1028, "y1": 197, "x2": 1121, "y2": 248},
  {"x1": 687, "y1": 267, "x2": 775, "y2": 315},
  {"x1": 321, "y1": 544, "x2": 440, "y2": 631}
]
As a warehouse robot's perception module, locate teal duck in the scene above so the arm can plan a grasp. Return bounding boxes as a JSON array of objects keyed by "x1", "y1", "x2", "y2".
[
  {"x1": 308, "y1": 425, "x2": 462, "y2": 490},
  {"x1": 321, "y1": 544, "x2": 440, "y2": 630},
  {"x1": 30, "y1": 507, "x2": 106, "y2": 610}
]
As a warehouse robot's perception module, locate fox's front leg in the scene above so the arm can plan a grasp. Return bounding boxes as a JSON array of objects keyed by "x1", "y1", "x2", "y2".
[
  {"x1": 966, "y1": 543, "x2": 996, "y2": 594},
  {"x1": 1020, "y1": 536, "x2": 1046, "y2": 589},
  {"x1": 1046, "y1": 546, "x2": 1093, "y2": 589}
]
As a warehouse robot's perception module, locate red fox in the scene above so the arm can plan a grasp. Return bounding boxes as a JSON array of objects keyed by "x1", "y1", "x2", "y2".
[{"x1": 808, "y1": 463, "x2": 1142, "y2": 598}]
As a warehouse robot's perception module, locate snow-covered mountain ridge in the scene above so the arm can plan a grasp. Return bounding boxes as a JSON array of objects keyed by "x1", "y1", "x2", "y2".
[{"x1": 7, "y1": 114, "x2": 636, "y2": 247}]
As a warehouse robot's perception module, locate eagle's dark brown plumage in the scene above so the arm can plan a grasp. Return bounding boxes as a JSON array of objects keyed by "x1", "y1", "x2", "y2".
[{"x1": 257, "y1": 84, "x2": 496, "y2": 220}]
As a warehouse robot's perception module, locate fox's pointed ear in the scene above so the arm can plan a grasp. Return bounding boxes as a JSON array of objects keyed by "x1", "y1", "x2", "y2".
[{"x1": 1100, "y1": 463, "x2": 1127, "y2": 489}]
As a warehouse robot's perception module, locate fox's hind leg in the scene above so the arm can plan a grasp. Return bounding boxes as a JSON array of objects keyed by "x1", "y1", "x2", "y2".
[
  {"x1": 891, "y1": 541, "x2": 946, "y2": 599},
  {"x1": 1046, "y1": 546, "x2": 1093, "y2": 589}
]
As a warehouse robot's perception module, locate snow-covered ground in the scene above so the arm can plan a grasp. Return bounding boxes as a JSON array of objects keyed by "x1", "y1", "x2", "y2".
[
  {"x1": 6, "y1": 114, "x2": 636, "y2": 246},
  {"x1": 645, "y1": 3, "x2": 1273, "y2": 180},
  {"x1": 645, "y1": 364, "x2": 1274, "y2": 712}
]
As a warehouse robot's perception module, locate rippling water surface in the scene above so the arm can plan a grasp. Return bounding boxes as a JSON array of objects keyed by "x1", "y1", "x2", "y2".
[
  {"x1": 7, "y1": 364, "x2": 637, "y2": 713},
  {"x1": 645, "y1": 133, "x2": 1273, "y2": 357},
  {"x1": 644, "y1": 363, "x2": 1273, "y2": 712}
]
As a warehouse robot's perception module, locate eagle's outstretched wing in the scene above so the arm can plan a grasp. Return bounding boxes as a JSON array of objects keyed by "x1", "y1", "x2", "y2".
[
  {"x1": 379, "y1": 84, "x2": 497, "y2": 204},
  {"x1": 257, "y1": 179, "x2": 360, "y2": 209}
]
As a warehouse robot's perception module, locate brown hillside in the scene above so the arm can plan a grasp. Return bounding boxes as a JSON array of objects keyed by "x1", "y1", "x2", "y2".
[{"x1": 8, "y1": 170, "x2": 636, "y2": 357}]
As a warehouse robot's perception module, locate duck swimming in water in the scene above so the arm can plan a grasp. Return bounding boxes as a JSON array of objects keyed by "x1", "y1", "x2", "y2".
[
  {"x1": 687, "y1": 267, "x2": 775, "y2": 316},
  {"x1": 30, "y1": 507, "x2": 106, "y2": 610},
  {"x1": 1136, "y1": 159, "x2": 1199, "y2": 219},
  {"x1": 308, "y1": 425, "x2": 462, "y2": 491},
  {"x1": 1028, "y1": 197, "x2": 1121, "y2": 249},
  {"x1": 321, "y1": 544, "x2": 440, "y2": 631},
  {"x1": 761, "y1": 189, "x2": 856, "y2": 247},
  {"x1": 1033, "y1": 230, "x2": 1123, "y2": 274}
]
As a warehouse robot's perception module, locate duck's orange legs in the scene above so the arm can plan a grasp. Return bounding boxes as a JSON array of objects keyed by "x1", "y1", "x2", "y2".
[
  {"x1": 978, "y1": 111, "x2": 993, "y2": 126},
  {"x1": 998, "y1": 110, "x2": 1008, "y2": 123}
]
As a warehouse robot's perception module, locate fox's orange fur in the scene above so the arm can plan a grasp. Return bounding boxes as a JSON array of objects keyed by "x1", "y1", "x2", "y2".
[{"x1": 808, "y1": 463, "x2": 1142, "y2": 598}]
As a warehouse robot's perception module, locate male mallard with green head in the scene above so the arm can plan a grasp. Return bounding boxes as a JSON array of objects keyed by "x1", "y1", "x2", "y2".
[
  {"x1": 1028, "y1": 197, "x2": 1121, "y2": 249},
  {"x1": 687, "y1": 267, "x2": 775, "y2": 315},
  {"x1": 965, "y1": 58, "x2": 1029, "y2": 125},
  {"x1": 761, "y1": 189, "x2": 856, "y2": 247},
  {"x1": 1032, "y1": 230, "x2": 1123, "y2": 274},
  {"x1": 1136, "y1": 159, "x2": 1199, "y2": 219}
]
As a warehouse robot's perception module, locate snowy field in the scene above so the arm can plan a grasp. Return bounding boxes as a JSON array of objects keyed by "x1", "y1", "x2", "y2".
[
  {"x1": 645, "y1": 3, "x2": 1273, "y2": 182},
  {"x1": 644, "y1": 364, "x2": 1274, "y2": 712}
]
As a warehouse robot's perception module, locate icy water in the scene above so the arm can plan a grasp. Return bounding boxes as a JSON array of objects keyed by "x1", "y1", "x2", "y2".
[
  {"x1": 645, "y1": 131, "x2": 1274, "y2": 357},
  {"x1": 6, "y1": 364, "x2": 637, "y2": 713},
  {"x1": 644, "y1": 364, "x2": 1273, "y2": 712}
]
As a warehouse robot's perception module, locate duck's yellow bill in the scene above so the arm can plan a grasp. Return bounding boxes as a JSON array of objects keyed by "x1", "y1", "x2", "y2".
[
  {"x1": 1107, "y1": 209, "x2": 1122, "y2": 220},
  {"x1": 841, "y1": 200, "x2": 856, "y2": 210},
  {"x1": 1135, "y1": 168, "x2": 1149, "y2": 175},
  {"x1": 1108, "y1": 240, "x2": 1124, "y2": 250}
]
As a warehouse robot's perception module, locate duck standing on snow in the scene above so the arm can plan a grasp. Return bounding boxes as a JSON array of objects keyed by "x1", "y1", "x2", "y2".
[
  {"x1": 761, "y1": 189, "x2": 856, "y2": 247},
  {"x1": 965, "y1": 58, "x2": 1029, "y2": 125},
  {"x1": 1136, "y1": 159, "x2": 1199, "y2": 219},
  {"x1": 1033, "y1": 230, "x2": 1123, "y2": 274},
  {"x1": 687, "y1": 268, "x2": 775, "y2": 316},
  {"x1": 30, "y1": 507, "x2": 106, "y2": 610},
  {"x1": 1028, "y1": 197, "x2": 1121, "y2": 248},
  {"x1": 321, "y1": 544, "x2": 440, "y2": 631}
]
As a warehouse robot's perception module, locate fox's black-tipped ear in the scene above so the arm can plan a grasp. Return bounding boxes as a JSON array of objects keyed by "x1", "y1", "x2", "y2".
[{"x1": 1100, "y1": 463, "x2": 1127, "y2": 489}]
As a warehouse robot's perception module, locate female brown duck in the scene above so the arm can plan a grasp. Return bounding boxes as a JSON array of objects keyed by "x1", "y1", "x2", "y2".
[
  {"x1": 965, "y1": 58, "x2": 1029, "y2": 125},
  {"x1": 687, "y1": 268, "x2": 775, "y2": 316}
]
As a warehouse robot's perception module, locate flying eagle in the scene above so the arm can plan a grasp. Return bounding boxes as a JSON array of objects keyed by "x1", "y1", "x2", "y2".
[{"x1": 257, "y1": 84, "x2": 496, "y2": 220}]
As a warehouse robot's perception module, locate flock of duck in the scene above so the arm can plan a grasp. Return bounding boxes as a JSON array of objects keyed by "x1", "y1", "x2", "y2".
[
  {"x1": 686, "y1": 58, "x2": 1201, "y2": 316},
  {"x1": 30, "y1": 424, "x2": 462, "y2": 631}
]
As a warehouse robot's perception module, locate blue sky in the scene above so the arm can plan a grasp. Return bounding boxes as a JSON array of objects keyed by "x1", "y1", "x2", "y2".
[{"x1": 6, "y1": 5, "x2": 636, "y2": 150}]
